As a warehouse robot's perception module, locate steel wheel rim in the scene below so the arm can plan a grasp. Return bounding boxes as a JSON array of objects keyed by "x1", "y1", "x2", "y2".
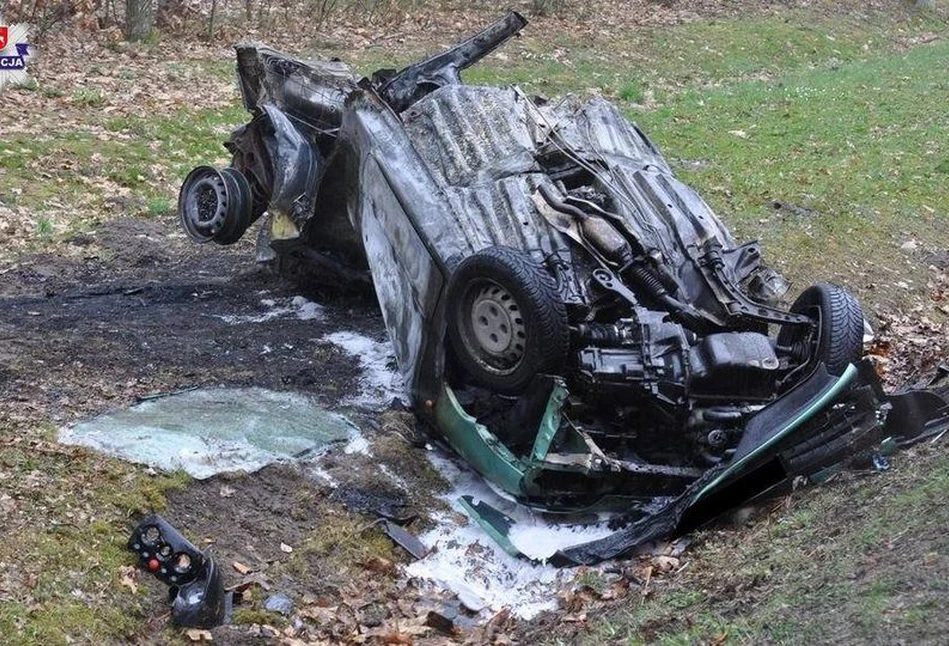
[{"x1": 458, "y1": 279, "x2": 527, "y2": 374}]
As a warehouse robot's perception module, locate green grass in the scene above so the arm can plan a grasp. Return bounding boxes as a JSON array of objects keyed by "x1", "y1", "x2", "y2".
[
  {"x1": 449, "y1": 10, "x2": 947, "y2": 101},
  {"x1": 0, "y1": 424, "x2": 191, "y2": 645},
  {"x1": 577, "y1": 447, "x2": 949, "y2": 645},
  {"x1": 40, "y1": 85, "x2": 65, "y2": 99},
  {"x1": 72, "y1": 87, "x2": 105, "y2": 108},
  {"x1": 631, "y1": 39, "x2": 949, "y2": 307},
  {"x1": 0, "y1": 103, "x2": 245, "y2": 255},
  {"x1": 35, "y1": 218, "x2": 53, "y2": 237},
  {"x1": 359, "y1": 10, "x2": 914, "y2": 99},
  {"x1": 619, "y1": 81, "x2": 644, "y2": 103},
  {"x1": 146, "y1": 196, "x2": 174, "y2": 217}
]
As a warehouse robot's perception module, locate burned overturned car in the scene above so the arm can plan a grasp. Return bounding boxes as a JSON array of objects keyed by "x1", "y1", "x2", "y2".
[{"x1": 178, "y1": 13, "x2": 949, "y2": 563}]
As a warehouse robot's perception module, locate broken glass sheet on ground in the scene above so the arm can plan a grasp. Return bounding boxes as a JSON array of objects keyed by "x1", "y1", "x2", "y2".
[{"x1": 59, "y1": 387, "x2": 357, "y2": 478}]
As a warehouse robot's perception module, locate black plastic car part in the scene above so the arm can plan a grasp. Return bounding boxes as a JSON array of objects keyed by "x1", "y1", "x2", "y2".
[
  {"x1": 127, "y1": 514, "x2": 229, "y2": 628},
  {"x1": 445, "y1": 245, "x2": 570, "y2": 395},
  {"x1": 778, "y1": 282, "x2": 864, "y2": 376},
  {"x1": 178, "y1": 165, "x2": 254, "y2": 245}
]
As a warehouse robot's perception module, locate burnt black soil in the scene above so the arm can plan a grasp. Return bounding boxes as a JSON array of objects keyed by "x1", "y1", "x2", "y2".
[{"x1": 0, "y1": 217, "x2": 388, "y2": 423}]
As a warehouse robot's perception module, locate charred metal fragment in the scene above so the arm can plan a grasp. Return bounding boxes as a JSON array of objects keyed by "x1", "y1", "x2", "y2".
[
  {"x1": 373, "y1": 11, "x2": 527, "y2": 113},
  {"x1": 886, "y1": 387, "x2": 949, "y2": 447},
  {"x1": 378, "y1": 519, "x2": 428, "y2": 560}
]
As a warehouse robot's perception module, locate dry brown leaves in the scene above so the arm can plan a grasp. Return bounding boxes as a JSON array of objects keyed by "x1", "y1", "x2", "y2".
[{"x1": 868, "y1": 267, "x2": 949, "y2": 389}]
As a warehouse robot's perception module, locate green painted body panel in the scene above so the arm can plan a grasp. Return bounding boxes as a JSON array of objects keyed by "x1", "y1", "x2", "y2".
[
  {"x1": 458, "y1": 496, "x2": 522, "y2": 558},
  {"x1": 694, "y1": 363, "x2": 858, "y2": 501},
  {"x1": 436, "y1": 365, "x2": 859, "y2": 510},
  {"x1": 434, "y1": 384, "x2": 528, "y2": 495},
  {"x1": 530, "y1": 384, "x2": 568, "y2": 462},
  {"x1": 434, "y1": 382, "x2": 574, "y2": 499}
]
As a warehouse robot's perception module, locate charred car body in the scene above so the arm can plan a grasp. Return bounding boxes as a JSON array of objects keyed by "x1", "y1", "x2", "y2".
[{"x1": 178, "y1": 13, "x2": 949, "y2": 562}]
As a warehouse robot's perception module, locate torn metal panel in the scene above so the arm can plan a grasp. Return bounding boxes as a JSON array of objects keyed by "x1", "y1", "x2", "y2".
[
  {"x1": 378, "y1": 519, "x2": 429, "y2": 560},
  {"x1": 458, "y1": 495, "x2": 522, "y2": 559},
  {"x1": 375, "y1": 10, "x2": 528, "y2": 113}
]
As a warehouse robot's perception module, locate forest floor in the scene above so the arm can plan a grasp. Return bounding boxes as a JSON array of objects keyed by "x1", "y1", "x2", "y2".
[{"x1": 1, "y1": 1, "x2": 948, "y2": 644}]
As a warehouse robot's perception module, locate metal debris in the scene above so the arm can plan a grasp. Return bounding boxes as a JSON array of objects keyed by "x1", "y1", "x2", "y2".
[{"x1": 378, "y1": 519, "x2": 428, "y2": 560}]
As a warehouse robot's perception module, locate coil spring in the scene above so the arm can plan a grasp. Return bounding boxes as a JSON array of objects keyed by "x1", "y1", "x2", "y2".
[{"x1": 629, "y1": 263, "x2": 667, "y2": 298}]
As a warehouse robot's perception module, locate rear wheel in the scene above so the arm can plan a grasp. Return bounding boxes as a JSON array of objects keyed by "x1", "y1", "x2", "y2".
[
  {"x1": 778, "y1": 282, "x2": 864, "y2": 376},
  {"x1": 446, "y1": 246, "x2": 569, "y2": 395}
]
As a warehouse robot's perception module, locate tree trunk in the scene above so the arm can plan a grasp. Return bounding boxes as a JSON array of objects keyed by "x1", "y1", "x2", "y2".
[
  {"x1": 126, "y1": 0, "x2": 156, "y2": 41},
  {"x1": 208, "y1": 0, "x2": 217, "y2": 40}
]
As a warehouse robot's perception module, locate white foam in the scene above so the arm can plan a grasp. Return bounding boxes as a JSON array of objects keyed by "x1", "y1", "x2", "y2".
[
  {"x1": 307, "y1": 463, "x2": 340, "y2": 488},
  {"x1": 404, "y1": 451, "x2": 615, "y2": 619},
  {"x1": 322, "y1": 331, "x2": 405, "y2": 408},
  {"x1": 290, "y1": 296, "x2": 323, "y2": 321},
  {"x1": 378, "y1": 463, "x2": 409, "y2": 490},
  {"x1": 217, "y1": 296, "x2": 324, "y2": 325},
  {"x1": 343, "y1": 429, "x2": 372, "y2": 456},
  {"x1": 863, "y1": 319, "x2": 875, "y2": 345}
]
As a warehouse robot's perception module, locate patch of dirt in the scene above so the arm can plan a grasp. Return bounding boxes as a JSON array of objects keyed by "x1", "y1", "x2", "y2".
[
  {"x1": 154, "y1": 460, "x2": 469, "y2": 644},
  {"x1": 165, "y1": 465, "x2": 331, "y2": 574},
  {"x1": 0, "y1": 217, "x2": 387, "y2": 427}
]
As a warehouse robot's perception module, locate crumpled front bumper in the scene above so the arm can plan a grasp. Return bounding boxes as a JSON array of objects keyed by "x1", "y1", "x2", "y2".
[{"x1": 448, "y1": 361, "x2": 949, "y2": 566}]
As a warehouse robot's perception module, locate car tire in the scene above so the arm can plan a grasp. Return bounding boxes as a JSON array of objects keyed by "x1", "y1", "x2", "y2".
[
  {"x1": 778, "y1": 282, "x2": 864, "y2": 376},
  {"x1": 446, "y1": 246, "x2": 569, "y2": 395}
]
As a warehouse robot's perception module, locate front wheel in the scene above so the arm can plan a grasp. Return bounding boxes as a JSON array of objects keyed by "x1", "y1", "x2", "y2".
[
  {"x1": 778, "y1": 282, "x2": 864, "y2": 376},
  {"x1": 445, "y1": 246, "x2": 569, "y2": 395}
]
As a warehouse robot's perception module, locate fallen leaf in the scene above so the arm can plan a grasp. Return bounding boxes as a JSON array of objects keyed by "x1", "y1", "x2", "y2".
[
  {"x1": 299, "y1": 604, "x2": 338, "y2": 624},
  {"x1": 232, "y1": 561, "x2": 252, "y2": 575},
  {"x1": 118, "y1": 565, "x2": 138, "y2": 594},
  {"x1": 653, "y1": 555, "x2": 680, "y2": 572},
  {"x1": 184, "y1": 629, "x2": 212, "y2": 641},
  {"x1": 362, "y1": 556, "x2": 394, "y2": 575}
]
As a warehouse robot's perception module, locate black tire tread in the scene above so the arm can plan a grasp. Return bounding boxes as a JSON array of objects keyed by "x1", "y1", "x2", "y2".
[
  {"x1": 819, "y1": 281, "x2": 865, "y2": 374},
  {"x1": 779, "y1": 282, "x2": 864, "y2": 376},
  {"x1": 446, "y1": 246, "x2": 569, "y2": 394}
]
